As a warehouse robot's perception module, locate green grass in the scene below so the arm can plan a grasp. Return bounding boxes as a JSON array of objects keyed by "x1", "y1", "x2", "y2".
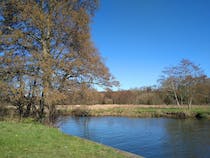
[{"x1": 0, "y1": 121, "x2": 130, "y2": 158}]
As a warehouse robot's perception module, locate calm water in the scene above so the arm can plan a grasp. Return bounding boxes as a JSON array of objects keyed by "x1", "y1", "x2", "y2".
[{"x1": 57, "y1": 117, "x2": 210, "y2": 158}]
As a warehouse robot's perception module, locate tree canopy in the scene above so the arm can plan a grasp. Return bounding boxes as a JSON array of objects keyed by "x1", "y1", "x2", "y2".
[{"x1": 0, "y1": 0, "x2": 117, "y2": 122}]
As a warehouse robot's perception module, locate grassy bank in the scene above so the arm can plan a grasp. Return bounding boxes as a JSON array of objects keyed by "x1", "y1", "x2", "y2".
[
  {"x1": 0, "y1": 121, "x2": 139, "y2": 158},
  {"x1": 58, "y1": 105, "x2": 210, "y2": 119}
]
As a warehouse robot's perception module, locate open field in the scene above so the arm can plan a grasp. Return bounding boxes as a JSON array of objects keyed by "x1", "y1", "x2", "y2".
[
  {"x1": 0, "y1": 121, "x2": 142, "y2": 158},
  {"x1": 57, "y1": 104, "x2": 210, "y2": 119},
  {"x1": 57, "y1": 104, "x2": 210, "y2": 109}
]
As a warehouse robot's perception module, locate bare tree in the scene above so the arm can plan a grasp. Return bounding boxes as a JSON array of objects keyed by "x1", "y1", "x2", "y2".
[
  {"x1": 160, "y1": 59, "x2": 206, "y2": 108},
  {"x1": 160, "y1": 66, "x2": 181, "y2": 106}
]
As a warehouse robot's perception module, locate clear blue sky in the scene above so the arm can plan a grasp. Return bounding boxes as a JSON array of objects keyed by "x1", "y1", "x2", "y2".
[{"x1": 91, "y1": 0, "x2": 210, "y2": 90}]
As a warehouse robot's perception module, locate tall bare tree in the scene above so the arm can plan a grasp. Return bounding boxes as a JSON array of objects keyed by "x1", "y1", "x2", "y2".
[{"x1": 160, "y1": 59, "x2": 206, "y2": 108}]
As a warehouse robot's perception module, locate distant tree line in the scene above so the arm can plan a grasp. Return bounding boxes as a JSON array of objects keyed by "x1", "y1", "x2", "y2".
[
  {"x1": 62, "y1": 81, "x2": 210, "y2": 106},
  {"x1": 62, "y1": 59, "x2": 210, "y2": 107}
]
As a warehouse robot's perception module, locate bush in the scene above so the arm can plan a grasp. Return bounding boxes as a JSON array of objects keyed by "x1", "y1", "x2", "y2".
[{"x1": 71, "y1": 107, "x2": 90, "y2": 117}]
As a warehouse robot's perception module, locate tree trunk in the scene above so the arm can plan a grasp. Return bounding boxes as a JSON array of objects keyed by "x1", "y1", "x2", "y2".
[
  {"x1": 171, "y1": 81, "x2": 180, "y2": 106},
  {"x1": 24, "y1": 102, "x2": 31, "y2": 117},
  {"x1": 17, "y1": 101, "x2": 23, "y2": 119},
  {"x1": 48, "y1": 104, "x2": 57, "y2": 124},
  {"x1": 39, "y1": 92, "x2": 45, "y2": 121},
  {"x1": 17, "y1": 73, "x2": 25, "y2": 118},
  {"x1": 23, "y1": 80, "x2": 37, "y2": 117},
  {"x1": 188, "y1": 97, "x2": 192, "y2": 109}
]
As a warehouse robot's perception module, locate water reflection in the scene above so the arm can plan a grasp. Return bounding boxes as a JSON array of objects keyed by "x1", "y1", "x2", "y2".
[
  {"x1": 57, "y1": 117, "x2": 210, "y2": 158},
  {"x1": 164, "y1": 119, "x2": 210, "y2": 158}
]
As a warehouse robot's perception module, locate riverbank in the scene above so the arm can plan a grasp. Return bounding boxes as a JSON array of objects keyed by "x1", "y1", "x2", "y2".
[
  {"x1": 57, "y1": 104, "x2": 210, "y2": 119},
  {"x1": 0, "y1": 121, "x2": 142, "y2": 158}
]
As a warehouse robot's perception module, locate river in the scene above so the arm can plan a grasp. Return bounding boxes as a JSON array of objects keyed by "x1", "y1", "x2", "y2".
[{"x1": 57, "y1": 117, "x2": 210, "y2": 158}]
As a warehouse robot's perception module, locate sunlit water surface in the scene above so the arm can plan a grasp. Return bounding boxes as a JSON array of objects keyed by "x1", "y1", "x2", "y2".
[{"x1": 57, "y1": 117, "x2": 210, "y2": 158}]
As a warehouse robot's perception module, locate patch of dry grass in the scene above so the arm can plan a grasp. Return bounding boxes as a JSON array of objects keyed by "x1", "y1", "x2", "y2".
[{"x1": 57, "y1": 104, "x2": 210, "y2": 119}]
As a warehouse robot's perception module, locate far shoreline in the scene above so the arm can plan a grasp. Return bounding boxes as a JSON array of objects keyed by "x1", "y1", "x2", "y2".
[{"x1": 57, "y1": 104, "x2": 210, "y2": 119}]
